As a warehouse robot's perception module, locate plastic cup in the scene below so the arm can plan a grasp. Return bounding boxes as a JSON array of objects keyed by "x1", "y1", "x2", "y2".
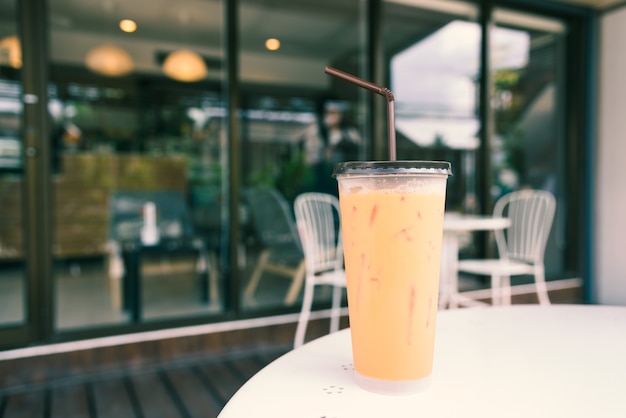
[{"x1": 334, "y1": 160, "x2": 451, "y2": 395}]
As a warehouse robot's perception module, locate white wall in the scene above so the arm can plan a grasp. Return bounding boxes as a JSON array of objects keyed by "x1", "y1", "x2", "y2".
[{"x1": 595, "y1": 6, "x2": 626, "y2": 305}]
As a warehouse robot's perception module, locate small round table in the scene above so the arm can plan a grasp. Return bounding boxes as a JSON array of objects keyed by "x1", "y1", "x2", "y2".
[
  {"x1": 219, "y1": 305, "x2": 626, "y2": 418},
  {"x1": 440, "y1": 214, "x2": 511, "y2": 308}
]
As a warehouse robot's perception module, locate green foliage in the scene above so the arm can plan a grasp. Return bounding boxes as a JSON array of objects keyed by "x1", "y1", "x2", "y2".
[
  {"x1": 276, "y1": 150, "x2": 314, "y2": 201},
  {"x1": 248, "y1": 162, "x2": 277, "y2": 188},
  {"x1": 247, "y1": 150, "x2": 314, "y2": 202},
  {"x1": 493, "y1": 69, "x2": 520, "y2": 90}
]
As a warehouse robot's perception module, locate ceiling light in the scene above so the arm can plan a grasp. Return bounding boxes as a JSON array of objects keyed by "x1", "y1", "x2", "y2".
[
  {"x1": 0, "y1": 35, "x2": 22, "y2": 69},
  {"x1": 85, "y1": 44, "x2": 134, "y2": 77},
  {"x1": 162, "y1": 49, "x2": 208, "y2": 82},
  {"x1": 265, "y1": 38, "x2": 281, "y2": 51},
  {"x1": 119, "y1": 19, "x2": 137, "y2": 33}
]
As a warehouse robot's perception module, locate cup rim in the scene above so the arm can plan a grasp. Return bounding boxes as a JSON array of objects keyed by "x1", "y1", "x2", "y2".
[{"x1": 333, "y1": 160, "x2": 452, "y2": 177}]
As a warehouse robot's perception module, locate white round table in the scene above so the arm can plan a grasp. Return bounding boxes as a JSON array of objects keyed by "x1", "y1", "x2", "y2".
[
  {"x1": 440, "y1": 214, "x2": 511, "y2": 308},
  {"x1": 219, "y1": 305, "x2": 626, "y2": 418}
]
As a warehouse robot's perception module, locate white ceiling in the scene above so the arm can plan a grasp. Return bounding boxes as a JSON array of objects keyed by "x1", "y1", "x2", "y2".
[{"x1": 552, "y1": 0, "x2": 624, "y2": 8}]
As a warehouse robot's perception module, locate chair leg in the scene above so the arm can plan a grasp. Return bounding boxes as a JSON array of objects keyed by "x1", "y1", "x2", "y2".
[
  {"x1": 491, "y1": 275, "x2": 501, "y2": 306},
  {"x1": 501, "y1": 275, "x2": 512, "y2": 305},
  {"x1": 284, "y1": 260, "x2": 306, "y2": 306},
  {"x1": 449, "y1": 295, "x2": 459, "y2": 309},
  {"x1": 329, "y1": 284, "x2": 343, "y2": 334},
  {"x1": 534, "y1": 267, "x2": 551, "y2": 306},
  {"x1": 245, "y1": 249, "x2": 271, "y2": 301},
  {"x1": 294, "y1": 279, "x2": 315, "y2": 349}
]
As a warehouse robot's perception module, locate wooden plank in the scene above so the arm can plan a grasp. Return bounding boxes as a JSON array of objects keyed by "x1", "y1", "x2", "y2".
[
  {"x1": 0, "y1": 349, "x2": 300, "y2": 418},
  {"x1": 159, "y1": 367, "x2": 221, "y2": 418},
  {"x1": 50, "y1": 384, "x2": 90, "y2": 418},
  {"x1": 91, "y1": 377, "x2": 138, "y2": 418},
  {"x1": 130, "y1": 372, "x2": 181, "y2": 418},
  {"x1": 222, "y1": 357, "x2": 263, "y2": 383},
  {"x1": 2, "y1": 390, "x2": 45, "y2": 418},
  {"x1": 195, "y1": 362, "x2": 247, "y2": 408},
  {"x1": 256, "y1": 348, "x2": 289, "y2": 367}
]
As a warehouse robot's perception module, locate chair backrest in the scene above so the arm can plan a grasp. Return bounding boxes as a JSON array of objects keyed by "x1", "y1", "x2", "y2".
[
  {"x1": 242, "y1": 187, "x2": 302, "y2": 252},
  {"x1": 109, "y1": 190, "x2": 195, "y2": 242},
  {"x1": 493, "y1": 189, "x2": 556, "y2": 264},
  {"x1": 294, "y1": 192, "x2": 343, "y2": 275}
]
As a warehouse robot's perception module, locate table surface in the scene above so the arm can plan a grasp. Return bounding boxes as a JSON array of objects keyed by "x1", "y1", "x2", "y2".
[
  {"x1": 219, "y1": 305, "x2": 626, "y2": 418},
  {"x1": 443, "y1": 213, "x2": 511, "y2": 232}
]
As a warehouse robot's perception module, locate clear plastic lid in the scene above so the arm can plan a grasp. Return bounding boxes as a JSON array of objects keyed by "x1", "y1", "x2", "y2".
[{"x1": 333, "y1": 161, "x2": 452, "y2": 177}]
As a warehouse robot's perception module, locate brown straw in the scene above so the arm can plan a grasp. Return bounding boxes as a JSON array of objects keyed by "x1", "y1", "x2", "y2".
[{"x1": 324, "y1": 66, "x2": 396, "y2": 161}]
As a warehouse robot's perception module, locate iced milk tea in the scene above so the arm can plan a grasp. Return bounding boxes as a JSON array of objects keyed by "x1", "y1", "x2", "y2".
[{"x1": 335, "y1": 161, "x2": 450, "y2": 394}]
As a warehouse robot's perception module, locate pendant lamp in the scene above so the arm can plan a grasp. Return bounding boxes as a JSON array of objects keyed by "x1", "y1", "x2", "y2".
[
  {"x1": 85, "y1": 43, "x2": 134, "y2": 77},
  {"x1": 162, "y1": 48, "x2": 208, "y2": 82},
  {"x1": 0, "y1": 35, "x2": 22, "y2": 69}
]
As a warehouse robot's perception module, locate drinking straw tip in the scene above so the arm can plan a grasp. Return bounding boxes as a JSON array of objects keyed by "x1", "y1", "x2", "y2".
[{"x1": 323, "y1": 66, "x2": 397, "y2": 162}]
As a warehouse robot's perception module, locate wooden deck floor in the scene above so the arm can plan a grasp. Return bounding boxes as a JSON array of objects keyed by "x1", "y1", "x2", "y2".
[{"x1": 0, "y1": 346, "x2": 289, "y2": 418}]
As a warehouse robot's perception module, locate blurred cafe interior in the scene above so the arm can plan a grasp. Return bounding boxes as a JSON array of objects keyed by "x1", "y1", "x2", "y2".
[{"x1": 0, "y1": 0, "x2": 623, "y2": 356}]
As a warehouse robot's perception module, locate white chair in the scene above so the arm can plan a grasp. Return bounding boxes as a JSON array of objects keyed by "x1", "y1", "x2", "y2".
[
  {"x1": 293, "y1": 192, "x2": 346, "y2": 349},
  {"x1": 457, "y1": 189, "x2": 556, "y2": 306}
]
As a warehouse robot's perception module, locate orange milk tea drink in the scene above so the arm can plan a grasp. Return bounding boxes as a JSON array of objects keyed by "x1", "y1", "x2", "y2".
[{"x1": 334, "y1": 161, "x2": 451, "y2": 395}]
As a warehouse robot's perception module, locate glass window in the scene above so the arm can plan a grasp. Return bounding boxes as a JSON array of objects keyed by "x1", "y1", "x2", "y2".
[
  {"x1": 385, "y1": 1, "x2": 571, "y2": 283},
  {"x1": 0, "y1": 0, "x2": 25, "y2": 328},
  {"x1": 239, "y1": 0, "x2": 367, "y2": 312},
  {"x1": 491, "y1": 9, "x2": 567, "y2": 278},
  {"x1": 0, "y1": 0, "x2": 589, "y2": 348},
  {"x1": 385, "y1": 0, "x2": 479, "y2": 213},
  {"x1": 48, "y1": 0, "x2": 227, "y2": 330}
]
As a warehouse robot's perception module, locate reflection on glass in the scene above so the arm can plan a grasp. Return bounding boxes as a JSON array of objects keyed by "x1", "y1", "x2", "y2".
[
  {"x1": 492, "y1": 9, "x2": 566, "y2": 277},
  {"x1": 0, "y1": 0, "x2": 25, "y2": 327},
  {"x1": 239, "y1": 0, "x2": 367, "y2": 312},
  {"x1": 491, "y1": 10, "x2": 565, "y2": 198},
  {"x1": 49, "y1": 0, "x2": 227, "y2": 329},
  {"x1": 385, "y1": 0, "x2": 479, "y2": 213}
]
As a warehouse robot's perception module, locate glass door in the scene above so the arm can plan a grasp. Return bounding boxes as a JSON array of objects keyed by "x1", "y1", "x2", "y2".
[
  {"x1": 491, "y1": 8, "x2": 567, "y2": 278},
  {"x1": 384, "y1": 0, "x2": 480, "y2": 214},
  {"x1": 0, "y1": 78, "x2": 26, "y2": 327},
  {"x1": 0, "y1": 0, "x2": 34, "y2": 348},
  {"x1": 237, "y1": 0, "x2": 368, "y2": 313},
  {"x1": 48, "y1": 0, "x2": 228, "y2": 330},
  {"x1": 384, "y1": 1, "x2": 572, "y2": 286}
]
